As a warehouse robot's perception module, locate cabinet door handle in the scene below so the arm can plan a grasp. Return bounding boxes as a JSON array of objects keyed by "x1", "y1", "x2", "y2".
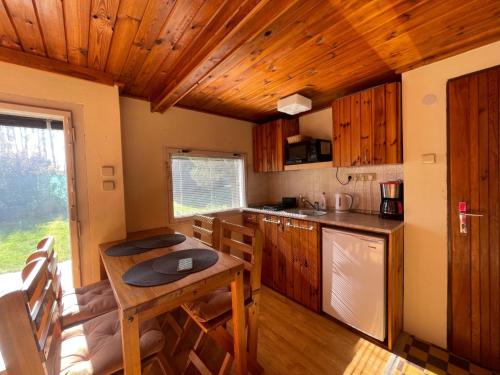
[
  {"x1": 285, "y1": 222, "x2": 314, "y2": 231},
  {"x1": 263, "y1": 218, "x2": 281, "y2": 225}
]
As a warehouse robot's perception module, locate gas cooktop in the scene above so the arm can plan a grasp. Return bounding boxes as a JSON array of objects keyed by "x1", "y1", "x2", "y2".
[{"x1": 261, "y1": 204, "x2": 283, "y2": 211}]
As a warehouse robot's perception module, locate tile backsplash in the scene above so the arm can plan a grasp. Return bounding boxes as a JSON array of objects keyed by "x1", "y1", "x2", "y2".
[{"x1": 259, "y1": 164, "x2": 403, "y2": 214}]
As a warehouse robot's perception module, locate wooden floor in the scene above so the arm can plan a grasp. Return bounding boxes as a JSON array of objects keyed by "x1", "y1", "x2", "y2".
[
  {"x1": 256, "y1": 287, "x2": 394, "y2": 374},
  {"x1": 165, "y1": 286, "x2": 396, "y2": 375}
]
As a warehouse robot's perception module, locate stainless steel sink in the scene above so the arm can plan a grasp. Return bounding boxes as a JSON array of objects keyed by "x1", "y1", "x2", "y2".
[{"x1": 284, "y1": 208, "x2": 328, "y2": 216}]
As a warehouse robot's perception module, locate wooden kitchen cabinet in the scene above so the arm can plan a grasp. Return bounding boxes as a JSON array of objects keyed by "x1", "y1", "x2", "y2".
[
  {"x1": 253, "y1": 118, "x2": 299, "y2": 172},
  {"x1": 332, "y1": 82, "x2": 401, "y2": 166},
  {"x1": 243, "y1": 212, "x2": 321, "y2": 311}
]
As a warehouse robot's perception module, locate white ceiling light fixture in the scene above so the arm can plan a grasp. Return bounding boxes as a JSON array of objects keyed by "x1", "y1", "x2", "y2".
[{"x1": 277, "y1": 93, "x2": 312, "y2": 115}]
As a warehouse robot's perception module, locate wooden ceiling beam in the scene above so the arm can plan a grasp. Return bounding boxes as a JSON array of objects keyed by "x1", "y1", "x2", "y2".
[
  {"x1": 150, "y1": 0, "x2": 299, "y2": 113},
  {"x1": 182, "y1": 0, "x2": 500, "y2": 119},
  {"x1": 186, "y1": 0, "x2": 390, "y2": 107},
  {"x1": 129, "y1": 0, "x2": 206, "y2": 95},
  {"x1": 0, "y1": 46, "x2": 114, "y2": 85},
  {"x1": 130, "y1": 0, "x2": 223, "y2": 97}
]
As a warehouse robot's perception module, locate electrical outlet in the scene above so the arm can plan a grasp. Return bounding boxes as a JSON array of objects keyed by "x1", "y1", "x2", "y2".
[{"x1": 353, "y1": 172, "x2": 377, "y2": 181}]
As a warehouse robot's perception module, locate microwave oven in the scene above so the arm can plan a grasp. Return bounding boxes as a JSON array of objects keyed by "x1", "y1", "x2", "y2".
[{"x1": 285, "y1": 139, "x2": 332, "y2": 165}]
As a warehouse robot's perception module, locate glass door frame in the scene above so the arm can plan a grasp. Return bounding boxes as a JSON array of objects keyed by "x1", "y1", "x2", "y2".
[{"x1": 0, "y1": 101, "x2": 81, "y2": 286}]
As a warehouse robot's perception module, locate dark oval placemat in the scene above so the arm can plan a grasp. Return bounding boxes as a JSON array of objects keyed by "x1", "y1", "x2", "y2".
[
  {"x1": 122, "y1": 249, "x2": 219, "y2": 287},
  {"x1": 134, "y1": 234, "x2": 187, "y2": 249},
  {"x1": 122, "y1": 257, "x2": 184, "y2": 287},
  {"x1": 106, "y1": 233, "x2": 187, "y2": 256},
  {"x1": 105, "y1": 240, "x2": 142, "y2": 257},
  {"x1": 152, "y1": 248, "x2": 219, "y2": 275}
]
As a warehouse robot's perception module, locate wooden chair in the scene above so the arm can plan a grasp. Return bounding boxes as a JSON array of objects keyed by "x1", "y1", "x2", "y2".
[
  {"x1": 192, "y1": 214, "x2": 221, "y2": 250},
  {"x1": 166, "y1": 215, "x2": 222, "y2": 356},
  {"x1": 23, "y1": 236, "x2": 118, "y2": 329},
  {"x1": 0, "y1": 258, "x2": 168, "y2": 375},
  {"x1": 181, "y1": 220, "x2": 263, "y2": 375}
]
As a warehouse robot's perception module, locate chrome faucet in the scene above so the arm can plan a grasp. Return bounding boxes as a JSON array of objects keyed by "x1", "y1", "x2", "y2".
[{"x1": 301, "y1": 197, "x2": 320, "y2": 210}]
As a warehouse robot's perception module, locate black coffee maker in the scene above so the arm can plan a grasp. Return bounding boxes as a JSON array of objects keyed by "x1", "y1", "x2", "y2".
[{"x1": 379, "y1": 180, "x2": 404, "y2": 220}]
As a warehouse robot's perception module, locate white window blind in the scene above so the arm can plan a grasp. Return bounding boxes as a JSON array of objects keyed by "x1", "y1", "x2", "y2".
[{"x1": 170, "y1": 153, "x2": 246, "y2": 218}]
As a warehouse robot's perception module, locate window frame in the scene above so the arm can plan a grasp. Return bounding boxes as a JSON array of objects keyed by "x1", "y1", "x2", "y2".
[{"x1": 164, "y1": 147, "x2": 248, "y2": 223}]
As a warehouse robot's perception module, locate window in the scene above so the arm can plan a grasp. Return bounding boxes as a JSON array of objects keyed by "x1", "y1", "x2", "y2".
[{"x1": 168, "y1": 150, "x2": 246, "y2": 219}]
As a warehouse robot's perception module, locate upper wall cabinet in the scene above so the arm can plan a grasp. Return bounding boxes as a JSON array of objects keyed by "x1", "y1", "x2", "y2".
[
  {"x1": 253, "y1": 118, "x2": 299, "y2": 172},
  {"x1": 332, "y1": 82, "x2": 402, "y2": 167}
]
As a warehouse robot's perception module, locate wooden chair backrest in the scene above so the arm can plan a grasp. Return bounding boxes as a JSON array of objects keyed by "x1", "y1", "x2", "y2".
[
  {"x1": 0, "y1": 289, "x2": 46, "y2": 375},
  {"x1": 192, "y1": 215, "x2": 221, "y2": 250},
  {"x1": 220, "y1": 221, "x2": 263, "y2": 293},
  {"x1": 0, "y1": 258, "x2": 61, "y2": 374},
  {"x1": 25, "y1": 236, "x2": 55, "y2": 263},
  {"x1": 21, "y1": 258, "x2": 60, "y2": 359},
  {"x1": 22, "y1": 236, "x2": 61, "y2": 301}
]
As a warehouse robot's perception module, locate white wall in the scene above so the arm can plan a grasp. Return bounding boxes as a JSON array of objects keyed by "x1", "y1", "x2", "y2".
[
  {"x1": 0, "y1": 61, "x2": 126, "y2": 285},
  {"x1": 402, "y1": 40, "x2": 500, "y2": 348},
  {"x1": 119, "y1": 97, "x2": 266, "y2": 233},
  {"x1": 299, "y1": 108, "x2": 332, "y2": 140}
]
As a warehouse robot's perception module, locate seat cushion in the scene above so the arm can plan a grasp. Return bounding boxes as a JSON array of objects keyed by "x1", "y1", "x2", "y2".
[
  {"x1": 59, "y1": 310, "x2": 165, "y2": 375},
  {"x1": 184, "y1": 283, "x2": 251, "y2": 323},
  {"x1": 61, "y1": 279, "x2": 117, "y2": 328}
]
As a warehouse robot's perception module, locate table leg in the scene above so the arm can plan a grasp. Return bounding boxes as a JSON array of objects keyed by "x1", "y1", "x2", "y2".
[
  {"x1": 121, "y1": 310, "x2": 141, "y2": 375},
  {"x1": 248, "y1": 291, "x2": 260, "y2": 362},
  {"x1": 230, "y1": 270, "x2": 248, "y2": 375}
]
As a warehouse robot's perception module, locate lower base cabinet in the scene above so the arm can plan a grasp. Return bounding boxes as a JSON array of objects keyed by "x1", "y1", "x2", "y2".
[{"x1": 243, "y1": 213, "x2": 321, "y2": 312}]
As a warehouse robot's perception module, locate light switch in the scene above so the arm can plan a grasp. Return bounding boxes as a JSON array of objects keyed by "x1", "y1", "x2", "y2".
[
  {"x1": 422, "y1": 153, "x2": 436, "y2": 164},
  {"x1": 102, "y1": 166, "x2": 115, "y2": 176},
  {"x1": 102, "y1": 180, "x2": 115, "y2": 191}
]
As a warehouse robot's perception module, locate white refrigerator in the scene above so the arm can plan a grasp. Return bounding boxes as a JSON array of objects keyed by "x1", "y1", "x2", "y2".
[{"x1": 322, "y1": 228, "x2": 386, "y2": 341}]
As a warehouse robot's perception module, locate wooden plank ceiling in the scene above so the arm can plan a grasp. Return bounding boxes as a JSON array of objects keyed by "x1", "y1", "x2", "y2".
[{"x1": 0, "y1": 0, "x2": 499, "y2": 122}]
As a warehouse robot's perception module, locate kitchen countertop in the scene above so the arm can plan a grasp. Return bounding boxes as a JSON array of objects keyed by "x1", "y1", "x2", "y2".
[{"x1": 243, "y1": 207, "x2": 404, "y2": 234}]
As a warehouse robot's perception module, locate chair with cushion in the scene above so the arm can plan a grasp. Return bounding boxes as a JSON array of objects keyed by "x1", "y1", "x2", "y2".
[
  {"x1": 182, "y1": 220, "x2": 263, "y2": 375},
  {"x1": 24, "y1": 236, "x2": 118, "y2": 328},
  {"x1": 0, "y1": 257, "x2": 168, "y2": 375}
]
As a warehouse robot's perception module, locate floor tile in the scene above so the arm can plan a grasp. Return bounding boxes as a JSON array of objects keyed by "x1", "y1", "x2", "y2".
[
  {"x1": 409, "y1": 346, "x2": 429, "y2": 362},
  {"x1": 429, "y1": 346, "x2": 449, "y2": 362},
  {"x1": 394, "y1": 334, "x2": 496, "y2": 375},
  {"x1": 469, "y1": 363, "x2": 494, "y2": 375},
  {"x1": 425, "y1": 363, "x2": 447, "y2": 375},
  {"x1": 449, "y1": 354, "x2": 471, "y2": 370},
  {"x1": 427, "y1": 355, "x2": 448, "y2": 371},
  {"x1": 448, "y1": 363, "x2": 471, "y2": 375}
]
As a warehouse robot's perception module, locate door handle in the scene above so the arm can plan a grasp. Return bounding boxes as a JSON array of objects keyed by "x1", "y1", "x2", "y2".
[
  {"x1": 460, "y1": 213, "x2": 484, "y2": 217},
  {"x1": 285, "y1": 221, "x2": 314, "y2": 231},
  {"x1": 458, "y1": 201, "x2": 484, "y2": 234},
  {"x1": 263, "y1": 218, "x2": 281, "y2": 225}
]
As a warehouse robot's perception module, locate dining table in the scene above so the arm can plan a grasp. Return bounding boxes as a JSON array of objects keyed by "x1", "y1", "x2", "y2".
[{"x1": 99, "y1": 227, "x2": 248, "y2": 375}]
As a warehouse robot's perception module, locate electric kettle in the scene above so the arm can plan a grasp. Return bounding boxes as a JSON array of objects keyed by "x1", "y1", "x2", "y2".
[{"x1": 335, "y1": 193, "x2": 353, "y2": 212}]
